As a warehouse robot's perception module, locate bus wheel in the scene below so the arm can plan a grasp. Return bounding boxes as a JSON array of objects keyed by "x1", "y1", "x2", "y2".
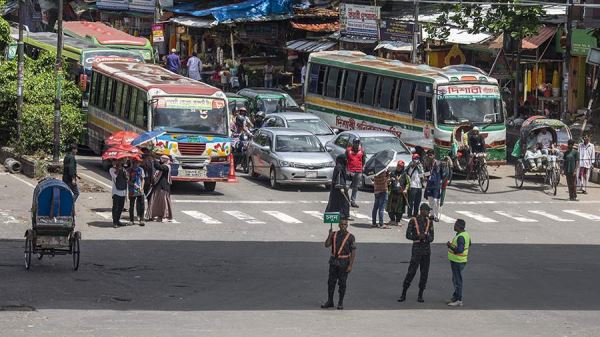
[{"x1": 203, "y1": 182, "x2": 216, "y2": 192}]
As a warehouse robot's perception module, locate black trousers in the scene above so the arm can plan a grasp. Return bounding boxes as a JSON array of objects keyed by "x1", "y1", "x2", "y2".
[
  {"x1": 408, "y1": 188, "x2": 422, "y2": 217},
  {"x1": 129, "y1": 195, "x2": 145, "y2": 221},
  {"x1": 403, "y1": 252, "x2": 431, "y2": 290},
  {"x1": 112, "y1": 195, "x2": 126, "y2": 225},
  {"x1": 327, "y1": 262, "x2": 349, "y2": 303}
]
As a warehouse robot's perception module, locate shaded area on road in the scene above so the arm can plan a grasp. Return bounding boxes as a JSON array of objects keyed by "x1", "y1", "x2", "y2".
[{"x1": 1, "y1": 240, "x2": 598, "y2": 311}]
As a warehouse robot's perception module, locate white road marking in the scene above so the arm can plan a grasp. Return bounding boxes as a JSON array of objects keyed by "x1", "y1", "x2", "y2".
[
  {"x1": 493, "y1": 211, "x2": 538, "y2": 222},
  {"x1": 528, "y1": 210, "x2": 574, "y2": 222},
  {"x1": 262, "y1": 211, "x2": 302, "y2": 224},
  {"x1": 9, "y1": 174, "x2": 35, "y2": 188},
  {"x1": 439, "y1": 214, "x2": 456, "y2": 224},
  {"x1": 96, "y1": 212, "x2": 112, "y2": 219},
  {"x1": 455, "y1": 211, "x2": 498, "y2": 223},
  {"x1": 350, "y1": 211, "x2": 371, "y2": 220},
  {"x1": 0, "y1": 210, "x2": 19, "y2": 224},
  {"x1": 303, "y1": 211, "x2": 324, "y2": 219},
  {"x1": 562, "y1": 210, "x2": 600, "y2": 221},
  {"x1": 223, "y1": 211, "x2": 265, "y2": 224},
  {"x1": 173, "y1": 199, "x2": 600, "y2": 205},
  {"x1": 79, "y1": 172, "x2": 112, "y2": 189},
  {"x1": 182, "y1": 211, "x2": 222, "y2": 224}
]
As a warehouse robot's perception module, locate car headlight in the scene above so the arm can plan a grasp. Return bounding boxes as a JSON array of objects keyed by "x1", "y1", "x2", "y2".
[
  {"x1": 326, "y1": 161, "x2": 335, "y2": 167},
  {"x1": 280, "y1": 161, "x2": 295, "y2": 167}
]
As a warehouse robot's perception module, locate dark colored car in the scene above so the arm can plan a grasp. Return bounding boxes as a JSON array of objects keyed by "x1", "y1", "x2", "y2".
[{"x1": 237, "y1": 87, "x2": 302, "y2": 115}]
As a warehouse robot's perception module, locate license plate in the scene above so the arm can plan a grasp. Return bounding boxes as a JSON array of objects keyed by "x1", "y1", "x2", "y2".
[
  {"x1": 306, "y1": 171, "x2": 317, "y2": 178},
  {"x1": 183, "y1": 169, "x2": 206, "y2": 177}
]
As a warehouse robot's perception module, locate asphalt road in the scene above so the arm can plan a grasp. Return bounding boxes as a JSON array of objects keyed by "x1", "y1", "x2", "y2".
[{"x1": 1, "y1": 157, "x2": 600, "y2": 336}]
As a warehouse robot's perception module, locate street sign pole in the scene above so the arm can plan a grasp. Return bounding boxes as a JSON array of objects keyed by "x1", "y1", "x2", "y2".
[
  {"x1": 16, "y1": 0, "x2": 24, "y2": 141},
  {"x1": 53, "y1": 0, "x2": 64, "y2": 163}
]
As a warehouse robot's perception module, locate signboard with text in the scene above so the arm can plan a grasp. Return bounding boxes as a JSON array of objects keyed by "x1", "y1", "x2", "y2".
[
  {"x1": 339, "y1": 3, "x2": 380, "y2": 39},
  {"x1": 152, "y1": 24, "x2": 164, "y2": 43},
  {"x1": 324, "y1": 212, "x2": 341, "y2": 224},
  {"x1": 380, "y1": 19, "x2": 414, "y2": 43}
]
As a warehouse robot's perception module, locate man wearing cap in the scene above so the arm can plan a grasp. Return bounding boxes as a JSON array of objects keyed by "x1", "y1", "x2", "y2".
[
  {"x1": 321, "y1": 217, "x2": 356, "y2": 310},
  {"x1": 166, "y1": 49, "x2": 181, "y2": 74},
  {"x1": 447, "y1": 219, "x2": 471, "y2": 307},
  {"x1": 406, "y1": 154, "x2": 424, "y2": 217},
  {"x1": 399, "y1": 203, "x2": 434, "y2": 303},
  {"x1": 467, "y1": 126, "x2": 486, "y2": 172},
  {"x1": 345, "y1": 138, "x2": 366, "y2": 208}
]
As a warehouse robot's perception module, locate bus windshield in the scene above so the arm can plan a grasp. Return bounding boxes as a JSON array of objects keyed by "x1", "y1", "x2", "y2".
[
  {"x1": 153, "y1": 97, "x2": 228, "y2": 136},
  {"x1": 437, "y1": 85, "x2": 504, "y2": 125}
]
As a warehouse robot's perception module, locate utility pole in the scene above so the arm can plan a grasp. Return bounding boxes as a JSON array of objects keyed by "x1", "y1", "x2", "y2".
[
  {"x1": 513, "y1": 37, "x2": 522, "y2": 118},
  {"x1": 562, "y1": 0, "x2": 573, "y2": 121},
  {"x1": 16, "y1": 0, "x2": 24, "y2": 141},
  {"x1": 412, "y1": 0, "x2": 419, "y2": 63},
  {"x1": 53, "y1": 0, "x2": 63, "y2": 163}
]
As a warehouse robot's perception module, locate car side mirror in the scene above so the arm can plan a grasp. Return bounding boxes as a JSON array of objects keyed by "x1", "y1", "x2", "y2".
[{"x1": 333, "y1": 128, "x2": 340, "y2": 134}]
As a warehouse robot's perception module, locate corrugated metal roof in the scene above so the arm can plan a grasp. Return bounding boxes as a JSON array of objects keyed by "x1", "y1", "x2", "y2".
[
  {"x1": 170, "y1": 16, "x2": 218, "y2": 28},
  {"x1": 291, "y1": 22, "x2": 339, "y2": 32},
  {"x1": 488, "y1": 26, "x2": 557, "y2": 50},
  {"x1": 286, "y1": 39, "x2": 337, "y2": 53}
]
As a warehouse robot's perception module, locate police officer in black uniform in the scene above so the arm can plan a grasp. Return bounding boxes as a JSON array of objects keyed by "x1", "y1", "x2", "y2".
[
  {"x1": 321, "y1": 217, "x2": 356, "y2": 310},
  {"x1": 399, "y1": 203, "x2": 435, "y2": 303}
]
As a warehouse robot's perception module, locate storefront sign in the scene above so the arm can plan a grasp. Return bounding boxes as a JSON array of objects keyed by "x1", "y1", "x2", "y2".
[
  {"x1": 339, "y1": 3, "x2": 380, "y2": 39},
  {"x1": 152, "y1": 24, "x2": 164, "y2": 43},
  {"x1": 556, "y1": 28, "x2": 598, "y2": 57},
  {"x1": 380, "y1": 19, "x2": 414, "y2": 43}
]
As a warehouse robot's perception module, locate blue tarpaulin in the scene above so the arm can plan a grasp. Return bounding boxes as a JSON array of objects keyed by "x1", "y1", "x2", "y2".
[{"x1": 169, "y1": 0, "x2": 293, "y2": 22}]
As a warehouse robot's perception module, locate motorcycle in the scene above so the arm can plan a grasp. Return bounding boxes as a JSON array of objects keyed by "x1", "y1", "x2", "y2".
[{"x1": 232, "y1": 132, "x2": 251, "y2": 173}]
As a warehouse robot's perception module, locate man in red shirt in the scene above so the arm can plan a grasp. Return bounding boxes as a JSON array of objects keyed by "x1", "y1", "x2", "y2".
[{"x1": 345, "y1": 138, "x2": 366, "y2": 208}]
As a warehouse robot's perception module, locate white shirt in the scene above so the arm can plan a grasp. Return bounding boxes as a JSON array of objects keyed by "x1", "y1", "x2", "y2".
[
  {"x1": 407, "y1": 163, "x2": 423, "y2": 189},
  {"x1": 536, "y1": 132, "x2": 553, "y2": 149},
  {"x1": 579, "y1": 142, "x2": 595, "y2": 169},
  {"x1": 187, "y1": 57, "x2": 201, "y2": 74},
  {"x1": 109, "y1": 167, "x2": 127, "y2": 197}
]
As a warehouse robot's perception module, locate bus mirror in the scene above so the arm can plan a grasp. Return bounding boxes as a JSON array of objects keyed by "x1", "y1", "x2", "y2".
[{"x1": 79, "y1": 74, "x2": 87, "y2": 92}]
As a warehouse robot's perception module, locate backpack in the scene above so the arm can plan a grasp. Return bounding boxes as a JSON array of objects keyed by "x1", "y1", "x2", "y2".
[{"x1": 115, "y1": 169, "x2": 128, "y2": 190}]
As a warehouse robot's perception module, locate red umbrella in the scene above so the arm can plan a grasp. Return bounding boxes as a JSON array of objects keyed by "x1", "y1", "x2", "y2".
[
  {"x1": 105, "y1": 131, "x2": 139, "y2": 146},
  {"x1": 102, "y1": 144, "x2": 142, "y2": 161}
]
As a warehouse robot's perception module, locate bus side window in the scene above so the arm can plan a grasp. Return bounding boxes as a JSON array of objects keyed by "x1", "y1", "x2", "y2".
[
  {"x1": 415, "y1": 95, "x2": 433, "y2": 121},
  {"x1": 308, "y1": 64, "x2": 320, "y2": 94},
  {"x1": 121, "y1": 85, "x2": 131, "y2": 120},
  {"x1": 317, "y1": 65, "x2": 327, "y2": 95},
  {"x1": 342, "y1": 70, "x2": 359, "y2": 102},
  {"x1": 359, "y1": 74, "x2": 378, "y2": 106},
  {"x1": 89, "y1": 72, "x2": 97, "y2": 106},
  {"x1": 129, "y1": 89, "x2": 138, "y2": 123},
  {"x1": 114, "y1": 82, "x2": 123, "y2": 116},
  {"x1": 397, "y1": 80, "x2": 414, "y2": 114},
  {"x1": 325, "y1": 67, "x2": 341, "y2": 99},
  {"x1": 379, "y1": 77, "x2": 397, "y2": 110},
  {"x1": 98, "y1": 75, "x2": 107, "y2": 109},
  {"x1": 135, "y1": 91, "x2": 146, "y2": 128}
]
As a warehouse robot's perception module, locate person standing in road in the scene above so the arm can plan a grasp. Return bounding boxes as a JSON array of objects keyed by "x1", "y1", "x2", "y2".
[
  {"x1": 345, "y1": 138, "x2": 366, "y2": 208},
  {"x1": 128, "y1": 159, "x2": 146, "y2": 226},
  {"x1": 62, "y1": 143, "x2": 80, "y2": 202},
  {"x1": 141, "y1": 149, "x2": 154, "y2": 210},
  {"x1": 399, "y1": 203, "x2": 434, "y2": 303},
  {"x1": 326, "y1": 154, "x2": 350, "y2": 220},
  {"x1": 406, "y1": 154, "x2": 424, "y2": 217},
  {"x1": 264, "y1": 61, "x2": 274, "y2": 88},
  {"x1": 187, "y1": 52, "x2": 202, "y2": 81},
  {"x1": 109, "y1": 160, "x2": 128, "y2": 228},
  {"x1": 424, "y1": 150, "x2": 445, "y2": 222},
  {"x1": 564, "y1": 139, "x2": 579, "y2": 201},
  {"x1": 372, "y1": 170, "x2": 389, "y2": 229},
  {"x1": 578, "y1": 135, "x2": 595, "y2": 194},
  {"x1": 321, "y1": 217, "x2": 356, "y2": 310},
  {"x1": 166, "y1": 49, "x2": 181, "y2": 74},
  {"x1": 447, "y1": 219, "x2": 470, "y2": 307},
  {"x1": 386, "y1": 160, "x2": 409, "y2": 226},
  {"x1": 148, "y1": 155, "x2": 174, "y2": 222}
]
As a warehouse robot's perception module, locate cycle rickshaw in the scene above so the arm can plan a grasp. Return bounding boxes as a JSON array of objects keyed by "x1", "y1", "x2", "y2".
[
  {"x1": 448, "y1": 124, "x2": 490, "y2": 193},
  {"x1": 24, "y1": 178, "x2": 81, "y2": 270},
  {"x1": 512, "y1": 118, "x2": 571, "y2": 195}
]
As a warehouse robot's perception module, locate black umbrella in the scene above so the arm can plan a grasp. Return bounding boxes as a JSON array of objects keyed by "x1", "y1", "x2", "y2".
[{"x1": 364, "y1": 150, "x2": 396, "y2": 177}]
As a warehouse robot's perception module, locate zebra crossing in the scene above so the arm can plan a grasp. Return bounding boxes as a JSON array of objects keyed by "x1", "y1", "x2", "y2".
[{"x1": 94, "y1": 207, "x2": 600, "y2": 225}]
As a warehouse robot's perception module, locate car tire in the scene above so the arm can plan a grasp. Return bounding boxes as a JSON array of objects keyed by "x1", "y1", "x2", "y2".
[
  {"x1": 269, "y1": 167, "x2": 280, "y2": 189},
  {"x1": 203, "y1": 182, "x2": 217, "y2": 192}
]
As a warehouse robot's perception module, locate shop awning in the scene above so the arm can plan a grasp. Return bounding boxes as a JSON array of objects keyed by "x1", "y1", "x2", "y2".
[
  {"x1": 291, "y1": 22, "x2": 339, "y2": 32},
  {"x1": 422, "y1": 28, "x2": 491, "y2": 45},
  {"x1": 488, "y1": 26, "x2": 557, "y2": 50},
  {"x1": 375, "y1": 41, "x2": 412, "y2": 51},
  {"x1": 286, "y1": 39, "x2": 337, "y2": 53},
  {"x1": 170, "y1": 16, "x2": 218, "y2": 29}
]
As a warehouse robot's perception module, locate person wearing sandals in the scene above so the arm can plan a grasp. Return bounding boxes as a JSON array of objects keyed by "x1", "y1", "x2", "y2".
[
  {"x1": 147, "y1": 155, "x2": 174, "y2": 222},
  {"x1": 128, "y1": 159, "x2": 146, "y2": 226},
  {"x1": 372, "y1": 170, "x2": 390, "y2": 229},
  {"x1": 386, "y1": 160, "x2": 409, "y2": 226}
]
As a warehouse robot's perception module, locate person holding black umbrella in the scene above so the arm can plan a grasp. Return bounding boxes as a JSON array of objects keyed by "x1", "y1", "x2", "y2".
[{"x1": 325, "y1": 154, "x2": 351, "y2": 220}]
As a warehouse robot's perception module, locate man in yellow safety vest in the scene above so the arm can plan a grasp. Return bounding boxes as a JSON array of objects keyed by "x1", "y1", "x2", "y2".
[{"x1": 447, "y1": 219, "x2": 470, "y2": 307}]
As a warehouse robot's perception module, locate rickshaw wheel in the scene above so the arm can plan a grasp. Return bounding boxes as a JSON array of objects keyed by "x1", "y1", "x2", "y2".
[
  {"x1": 24, "y1": 236, "x2": 32, "y2": 270},
  {"x1": 478, "y1": 166, "x2": 490, "y2": 193},
  {"x1": 515, "y1": 161, "x2": 525, "y2": 189},
  {"x1": 71, "y1": 236, "x2": 80, "y2": 271}
]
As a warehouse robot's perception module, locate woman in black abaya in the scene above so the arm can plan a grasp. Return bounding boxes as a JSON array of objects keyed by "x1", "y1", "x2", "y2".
[{"x1": 325, "y1": 154, "x2": 350, "y2": 219}]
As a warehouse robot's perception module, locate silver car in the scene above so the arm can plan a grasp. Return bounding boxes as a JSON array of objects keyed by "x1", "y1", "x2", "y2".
[
  {"x1": 247, "y1": 128, "x2": 335, "y2": 189},
  {"x1": 325, "y1": 130, "x2": 413, "y2": 187},
  {"x1": 262, "y1": 112, "x2": 337, "y2": 145}
]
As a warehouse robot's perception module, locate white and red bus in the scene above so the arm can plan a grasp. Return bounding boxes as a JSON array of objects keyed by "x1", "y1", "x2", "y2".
[{"x1": 88, "y1": 61, "x2": 231, "y2": 191}]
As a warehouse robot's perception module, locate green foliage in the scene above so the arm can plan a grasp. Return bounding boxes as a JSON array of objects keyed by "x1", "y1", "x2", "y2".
[
  {"x1": 0, "y1": 2, "x2": 9, "y2": 52},
  {"x1": 0, "y1": 51, "x2": 84, "y2": 155},
  {"x1": 17, "y1": 104, "x2": 84, "y2": 155},
  {"x1": 425, "y1": 0, "x2": 544, "y2": 42}
]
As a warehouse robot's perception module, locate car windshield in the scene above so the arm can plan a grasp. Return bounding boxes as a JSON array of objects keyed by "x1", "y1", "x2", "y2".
[
  {"x1": 153, "y1": 97, "x2": 228, "y2": 135},
  {"x1": 437, "y1": 85, "x2": 504, "y2": 125},
  {"x1": 275, "y1": 135, "x2": 324, "y2": 152},
  {"x1": 361, "y1": 136, "x2": 411, "y2": 155},
  {"x1": 556, "y1": 127, "x2": 571, "y2": 144},
  {"x1": 287, "y1": 119, "x2": 332, "y2": 135},
  {"x1": 259, "y1": 98, "x2": 284, "y2": 114},
  {"x1": 282, "y1": 93, "x2": 299, "y2": 108},
  {"x1": 228, "y1": 100, "x2": 247, "y2": 113}
]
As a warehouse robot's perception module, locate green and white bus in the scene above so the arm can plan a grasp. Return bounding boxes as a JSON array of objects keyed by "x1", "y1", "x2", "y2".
[{"x1": 304, "y1": 51, "x2": 507, "y2": 163}]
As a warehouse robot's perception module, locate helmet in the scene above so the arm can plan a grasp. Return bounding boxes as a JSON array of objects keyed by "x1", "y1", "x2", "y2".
[
  {"x1": 235, "y1": 115, "x2": 246, "y2": 127},
  {"x1": 255, "y1": 110, "x2": 266, "y2": 120},
  {"x1": 238, "y1": 107, "x2": 248, "y2": 115},
  {"x1": 352, "y1": 138, "x2": 361, "y2": 145},
  {"x1": 472, "y1": 126, "x2": 480, "y2": 132}
]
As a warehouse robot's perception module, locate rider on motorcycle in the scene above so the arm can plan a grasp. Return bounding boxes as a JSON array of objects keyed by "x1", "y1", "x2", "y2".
[
  {"x1": 234, "y1": 107, "x2": 253, "y2": 136},
  {"x1": 467, "y1": 126, "x2": 486, "y2": 171},
  {"x1": 253, "y1": 110, "x2": 266, "y2": 128}
]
